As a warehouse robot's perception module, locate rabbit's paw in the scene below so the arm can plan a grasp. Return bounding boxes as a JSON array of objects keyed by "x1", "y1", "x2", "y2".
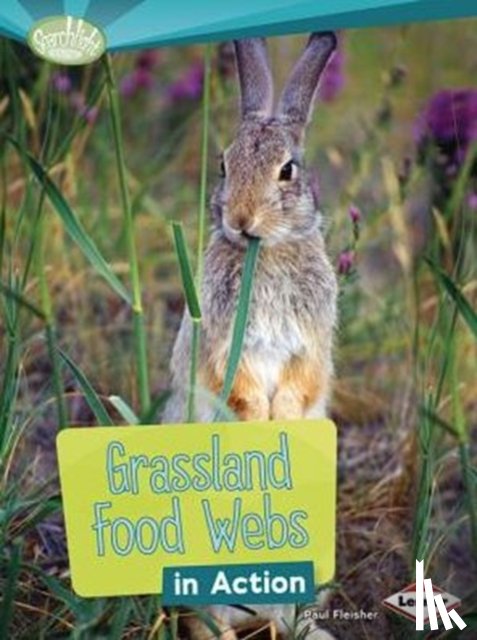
[
  {"x1": 271, "y1": 357, "x2": 325, "y2": 420},
  {"x1": 228, "y1": 390, "x2": 270, "y2": 421},
  {"x1": 271, "y1": 389, "x2": 305, "y2": 420}
]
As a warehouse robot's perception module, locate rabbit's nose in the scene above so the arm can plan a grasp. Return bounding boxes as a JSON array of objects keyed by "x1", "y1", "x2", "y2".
[{"x1": 234, "y1": 213, "x2": 249, "y2": 230}]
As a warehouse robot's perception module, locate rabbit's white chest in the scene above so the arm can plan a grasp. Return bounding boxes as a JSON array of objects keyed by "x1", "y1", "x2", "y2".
[{"x1": 245, "y1": 316, "x2": 304, "y2": 397}]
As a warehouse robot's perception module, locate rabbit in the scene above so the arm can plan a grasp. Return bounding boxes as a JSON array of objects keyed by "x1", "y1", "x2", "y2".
[{"x1": 162, "y1": 32, "x2": 338, "y2": 639}]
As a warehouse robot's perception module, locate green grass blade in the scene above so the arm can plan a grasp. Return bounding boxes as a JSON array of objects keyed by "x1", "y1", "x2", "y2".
[
  {"x1": 8, "y1": 138, "x2": 131, "y2": 305},
  {"x1": 45, "y1": 324, "x2": 68, "y2": 429},
  {"x1": 419, "y1": 404, "x2": 458, "y2": 438},
  {"x1": 12, "y1": 497, "x2": 62, "y2": 536},
  {"x1": 140, "y1": 391, "x2": 171, "y2": 425},
  {"x1": 187, "y1": 320, "x2": 200, "y2": 422},
  {"x1": 37, "y1": 572, "x2": 91, "y2": 620},
  {"x1": 0, "y1": 280, "x2": 45, "y2": 320},
  {"x1": 108, "y1": 395, "x2": 139, "y2": 425},
  {"x1": 412, "y1": 391, "x2": 435, "y2": 563},
  {"x1": 103, "y1": 54, "x2": 150, "y2": 415},
  {"x1": 217, "y1": 238, "x2": 260, "y2": 416},
  {"x1": 195, "y1": 43, "x2": 212, "y2": 289},
  {"x1": 0, "y1": 158, "x2": 5, "y2": 273},
  {"x1": 459, "y1": 443, "x2": 477, "y2": 560},
  {"x1": 0, "y1": 338, "x2": 19, "y2": 455},
  {"x1": 0, "y1": 540, "x2": 22, "y2": 638},
  {"x1": 109, "y1": 599, "x2": 133, "y2": 640},
  {"x1": 59, "y1": 349, "x2": 113, "y2": 426},
  {"x1": 425, "y1": 258, "x2": 477, "y2": 340},
  {"x1": 172, "y1": 222, "x2": 203, "y2": 422},
  {"x1": 172, "y1": 222, "x2": 201, "y2": 320}
]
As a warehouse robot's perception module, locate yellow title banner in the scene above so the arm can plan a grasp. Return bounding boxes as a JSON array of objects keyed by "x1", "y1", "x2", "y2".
[{"x1": 57, "y1": 419, "x2": 336, "y2": 597}]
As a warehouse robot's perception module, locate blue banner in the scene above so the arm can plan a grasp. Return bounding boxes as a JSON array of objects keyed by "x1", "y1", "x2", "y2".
[
  {"x1": 1, "y1": 1, "x2": 476, "y2": 51},
  {"x1": 162, "y1": 561, "x2": 315, "y2": 605}
]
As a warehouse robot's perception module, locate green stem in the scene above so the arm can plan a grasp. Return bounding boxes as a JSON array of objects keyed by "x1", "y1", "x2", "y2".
[
  {"x1": 187, "y1": 320, "x2": 201, "y2": 423},
  {"x1": 103, "y1": 54, "x2": 150, "y2": 415},
  {"x1": 196, "y1": 43, "x2": 212, "y2": 289},
  {"x1": 36, "y1": 199, "x2": 67, "y2": 429},
  {"x1": 186, "y1": 45, "x2": 211, "y2": 423},
  {"x1": 0, "y1": 332, "x2": 19, "y2": 454},
  {"x1": 412, "y1": 392, "x2": 434, "y2": 563},
  {"x1": 215, "y1": 238, "x2": 261, "y2": 421},
  {"x1": 44, "y1": 323, "x2": 67, "y2": 429},
  {"x1": 459, "y1": 443, "x2": 477, "y2": 562}
]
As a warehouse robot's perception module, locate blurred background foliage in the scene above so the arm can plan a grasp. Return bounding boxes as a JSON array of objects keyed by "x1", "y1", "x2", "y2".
[{"x1": 0, "y1": 17, "x2": 476, "y2": 639}]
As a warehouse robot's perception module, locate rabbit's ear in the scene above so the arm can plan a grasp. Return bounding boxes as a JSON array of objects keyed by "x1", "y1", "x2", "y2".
[
  {"x1": 277, "y1": 32, "x2": 336, "y2": 127},
  {"x1": 234, "y1": 38, "x2": 273, "y2": 120}
]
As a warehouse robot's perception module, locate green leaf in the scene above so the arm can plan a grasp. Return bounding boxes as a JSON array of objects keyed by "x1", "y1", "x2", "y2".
[
  {"x1": 172, "y1": 222, "x2": 201, "y2": 320},
  {"x1": 216, "y1": 238, "x2": 260, "y2": 417},
  {"x1": 8, "y1": 138, "x2": 131, "y2": 305},
  {"x1": 59, "y1": 349, "x2": 113, "y2": 426},
  {"x1": 425, "y1": 258, "x2": 477, "y2": 340},
  {"x1": 108, "y1": 395, "x2": 139, "y2": 425}
]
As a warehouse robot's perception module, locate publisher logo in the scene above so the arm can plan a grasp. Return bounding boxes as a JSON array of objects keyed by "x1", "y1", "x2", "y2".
[
  {"x1": 28, "y1": 16, "x2": 106, "y2": 65},
  {"x1": 383, "y1": 561, "x2": 466, "y2": 631}
]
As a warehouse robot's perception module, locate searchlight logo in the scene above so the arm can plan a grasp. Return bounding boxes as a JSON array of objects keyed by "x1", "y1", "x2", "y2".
[
  {"x1": 383, "y1": 560, "x2": 466, "y2": 631},
  {"x1": 28, "y1": 16, "x2": 106, "y2": 65}
]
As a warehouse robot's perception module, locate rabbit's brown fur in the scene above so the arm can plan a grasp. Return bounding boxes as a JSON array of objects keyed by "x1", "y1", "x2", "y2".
[{"x1": 163, "y1": 32, "x2": 338, "y2": 640}]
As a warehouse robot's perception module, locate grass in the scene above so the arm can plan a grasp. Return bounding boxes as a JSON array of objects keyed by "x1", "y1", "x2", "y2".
[
  {"x1": 171, "y1": 220, "x2": 202, "y2": 422},
  {"x1": 0, "y1": 20, "x2": 476, "y2": 639},
  {"x1": 214, "y1": 235, "x2": 261, "y2": 421},
  {"x1": 103, "y1": 54, "x2": 150, "y2": 416}
]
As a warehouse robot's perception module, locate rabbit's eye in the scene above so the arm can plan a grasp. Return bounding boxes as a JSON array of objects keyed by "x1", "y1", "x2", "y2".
[
  {"x1": 279, "y1": 160, "x2": 295, "y2": 181},
  {"x1": 219, "y1": 159, "x2": 226, "y2": 178}
]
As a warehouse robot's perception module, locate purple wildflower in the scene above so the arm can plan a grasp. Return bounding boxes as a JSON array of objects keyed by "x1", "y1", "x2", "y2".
[
  {"x1": 136, "y1": 49, "x2": 160, "y2": 70},
  {"x1": 166, "y1": 62, "x2": 204, "y2": 103},
  {"x1": 120, "y1": 73, "x2": 139, "y2": 98},
  {"x1": 119, "y1": 49, "x2": 159, "y2": 98},
  {"x1": 76, "y1": 103, "x2": 98, "y2": 124},
  {"x1": 120, "y1": 67, "x2": 155, "y2": 97},
  {"x1": 319, "y1": 35, "x2": 345, "y2": 102},
  {"x1": 337, "y1": 249, "x2": 355, "y2": 275},
  {"x1": 52, "y1": 71, "x2": 72, "y2": 94},
  {"x1": 414, "y1": 89, "x2": 477, "y2": 168},
  {"x1": 82, "y1": 106, "x2": 99, "y2": 124},
  {"x1": 134, "y1": 67, "x2": 154, "y2": 90},
  {"x1": 349, "y1": 204, "x2": 361, "y2": 224},
  {"x1": 69, "y1": 92, "x2": 98, "y2": 124},
  {"x1": 445, "y1": 163, "x2": 458, "y2": 178},
  {"x1": 468, "y1": 193, "x2": 477, "y2": 211}
]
